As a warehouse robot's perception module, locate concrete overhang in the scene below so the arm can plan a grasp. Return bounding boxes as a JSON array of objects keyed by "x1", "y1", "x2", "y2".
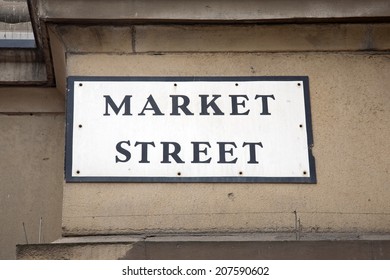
[
  {"x1": 35, "y1": 0, "x2": 390, "y2": 24},
  {"x1": 6, "y1": 0, "x2": 388, "y2": 89}
]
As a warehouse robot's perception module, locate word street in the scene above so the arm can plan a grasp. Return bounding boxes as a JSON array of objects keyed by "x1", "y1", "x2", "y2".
[{"x1": 115, "y1": 141, "x2": 263, "y2": 164}]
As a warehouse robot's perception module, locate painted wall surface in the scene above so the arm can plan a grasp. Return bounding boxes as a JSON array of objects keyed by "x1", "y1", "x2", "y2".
[
  {"x1": 0, "y1": 88, "x2": 64, "y2": 259},
  {"x1": 54, "y1": 24, "x2": 390, "y2": 235}
]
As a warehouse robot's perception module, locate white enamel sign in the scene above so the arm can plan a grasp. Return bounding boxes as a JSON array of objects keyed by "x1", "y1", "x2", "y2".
[{"x1": 66, "y1": 77, "x2": 316, "y2": 183}]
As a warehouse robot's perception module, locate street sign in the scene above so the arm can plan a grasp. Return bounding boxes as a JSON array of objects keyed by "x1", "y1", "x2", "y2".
[{"x1": 66, "y1": 76, "x2": 316, "y2": 183}]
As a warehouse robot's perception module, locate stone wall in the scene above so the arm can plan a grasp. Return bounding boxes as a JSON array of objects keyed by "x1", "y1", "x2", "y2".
[{"x1": 50, "y1": 23, "x2": 390, "y2": 235}]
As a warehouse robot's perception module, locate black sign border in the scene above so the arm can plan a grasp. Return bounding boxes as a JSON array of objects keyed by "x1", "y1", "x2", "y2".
[{"x1": 65, "y1": 76, "x2": 316, "y2": 184}]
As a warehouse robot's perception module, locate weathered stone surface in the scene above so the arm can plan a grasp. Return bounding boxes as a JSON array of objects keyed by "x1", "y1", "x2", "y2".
[
  {"x1": 0, "y1": 114, "x2": 64, "y2": 259},
  {"x1": 0, "y1": 87, "x2": 64, "y2": 113},
  {"x1": 17, "y1": 234, "x2": 390, "y2": 259},
  {"x1": 62, "y1": 52, "x2": 390, "y2": 235},
  {"x1": 135, "y1": 24, "x2": 390, "y2": 52}
]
